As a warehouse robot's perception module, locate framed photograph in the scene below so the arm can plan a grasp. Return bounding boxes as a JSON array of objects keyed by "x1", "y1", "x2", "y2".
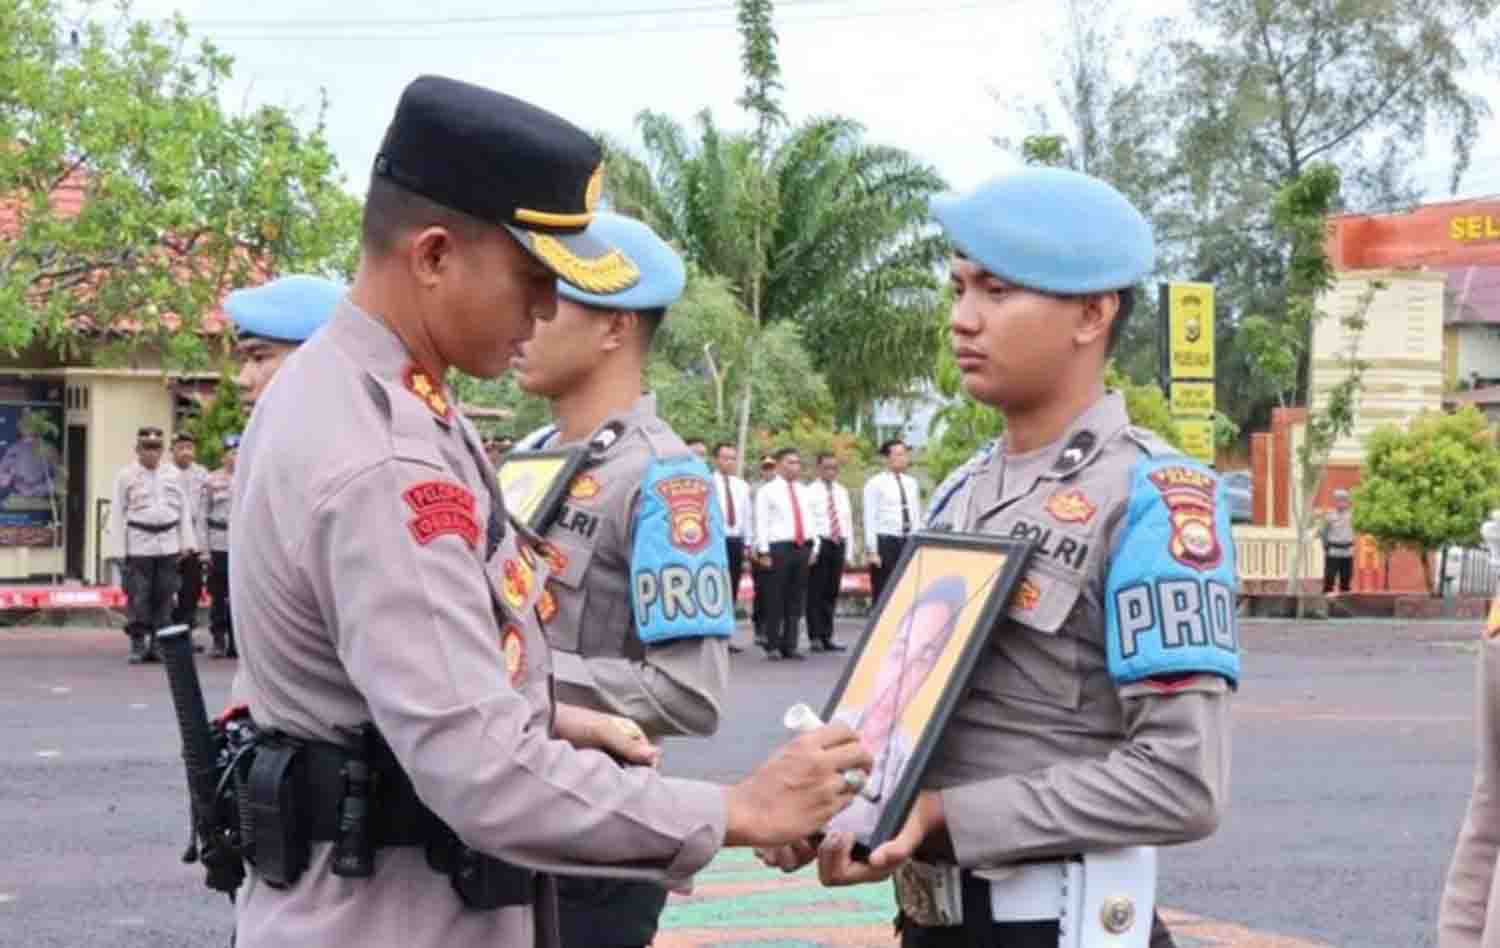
[
  {"x1": 496, "y1": 446, "x2": 589, "y2": 535},
  {"x1": 820, "y1": 532, "x2": 1035, "y2": 857}
]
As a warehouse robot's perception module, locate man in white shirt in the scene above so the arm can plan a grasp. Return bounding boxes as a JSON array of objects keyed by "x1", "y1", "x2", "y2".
[
  {"x1": 109, "y1": 426, "x2": 198, "y2": 663},
  {"x1": 863, "y1": 438, "x2": 922, "y2": 606},
  {"x1": 750, "y1": 454, "x2": 777, "y2": 651},
  {"x1": 806, "y1": 452, "x2": 852, "y2": 653},
  {"x1": 713, "y1": 442, "x2": 752, "y2": 655},
  {"x1": 754, "y1": 448, "x2": 817, "y2": 660}
]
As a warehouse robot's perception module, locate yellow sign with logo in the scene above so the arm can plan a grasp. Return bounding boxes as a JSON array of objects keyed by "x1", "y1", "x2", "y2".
[
  {"x1": 1166, "y1": 282, "x2": 1215, "y2": 380},
  {"x1": 1170, "y1": 381, "x2": 1215, "y2": 417},
  {"x1": 1176, "y1": 418, "x2": 1215, "y2": 466}
]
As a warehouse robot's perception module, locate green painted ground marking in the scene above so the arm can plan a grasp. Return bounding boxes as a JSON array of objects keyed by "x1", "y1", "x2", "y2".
[{"x1": 660, "y1": 855, "x2": 896, "y2": 931}]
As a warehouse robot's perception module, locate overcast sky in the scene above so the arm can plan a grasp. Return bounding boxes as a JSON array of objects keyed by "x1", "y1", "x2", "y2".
[{"x1": 75, "y1": 0, "x2": 1500, "y2": 206}]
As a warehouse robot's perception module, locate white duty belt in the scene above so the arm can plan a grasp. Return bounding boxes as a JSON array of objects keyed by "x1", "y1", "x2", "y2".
[{"x1": 894, "y1": 846, "x2": 1157, "y2": 947}]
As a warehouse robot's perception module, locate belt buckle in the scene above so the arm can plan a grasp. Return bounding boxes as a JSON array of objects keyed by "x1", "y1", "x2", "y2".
[{"x1": 894, "y1": 861, "x2": 963, "y2": 928}]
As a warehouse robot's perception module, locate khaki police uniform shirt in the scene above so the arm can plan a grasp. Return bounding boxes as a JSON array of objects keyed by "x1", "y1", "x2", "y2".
[
  {"x1": 200, "y1": 469, "x2": 233, "y2": 553},
  {"x1": 531, "y1": 396, "x2": 731, "y2": 740},
  {"x1": 229, "y1": 301, "x2": 726, "y2": 948},
  {"x1": 923, "y1": 393, "x2": 1234, "y2": 868},
  {"x1": 1322, "y1": 509, "x2": 1355, "y2": 557},
  {"x1": 175, "y1": 461, "x2": 210, "y2": 544},
  {"x1": 1440, "y1": 620, "x2": 1500, "y2": 947},
  {"x1": 107, "y1": 462, "x2": 195, "y2": 558}
]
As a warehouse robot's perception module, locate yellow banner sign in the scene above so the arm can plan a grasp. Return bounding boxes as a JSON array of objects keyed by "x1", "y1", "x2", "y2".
[
  {"x1": 1170, "y1": 381, "x2": 1216, "y2": 417},
  {"x1": 1166, "y1": 282, "x2": 1215, "y2": 380},
  {"x1": 1176, "y1": 418, "x2": 1215, "y2": 466}
]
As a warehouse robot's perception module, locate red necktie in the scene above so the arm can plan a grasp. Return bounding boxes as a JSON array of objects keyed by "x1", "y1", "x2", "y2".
[
  {"x1": 722, "y1": 474, "x2": 736, "y2": 527},
  {"x1": 788, "y1": 480, "x2": 806, "y2": 545},
  {"x1": 827, "y1": 482, "x2": 843, "y2": 541}
]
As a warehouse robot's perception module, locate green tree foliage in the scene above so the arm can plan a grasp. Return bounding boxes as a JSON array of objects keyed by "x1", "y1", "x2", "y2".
[
  {"x1": 449, "y1": 270, "x2": 834, "y2": 447},
  {"x1": 603, "y1": 111, "x2": 947, "y2": 422},
  {"x1": 734, "y1": 0, "x2": 785, "y2": 148},
  {"x1": 1354, "y1": 407, "x2": 1500, "y2": 595},
  {"x1": 1000, "y1": 0, "x2": 1499, "y2": 427},
  {"x1": 0, "y1": 0, "x2": 361, "y2": 366},
  {"x1": 183, "y1": 372, "x2": 246, "y2": 471},
  {"x1": 1237, "y1": 165, "x2": 1372, "y2": 604}
]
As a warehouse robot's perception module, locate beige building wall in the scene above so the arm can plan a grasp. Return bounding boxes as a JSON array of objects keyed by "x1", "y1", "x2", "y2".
[{"x1": 1310, "y1": 270, "x2": 1448, "y2": 465}]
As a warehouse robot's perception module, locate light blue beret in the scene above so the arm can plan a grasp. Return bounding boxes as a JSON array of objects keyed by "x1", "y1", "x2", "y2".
[
  {"x1": 557, "y1": 213, "x2": 685, "y2": 311},
  {"x1": 224, "y1": 275, "x2": 346, "y2": 343},
  {"x1": 930, "y1": 168, "x2": 1154, "y2": 294}
]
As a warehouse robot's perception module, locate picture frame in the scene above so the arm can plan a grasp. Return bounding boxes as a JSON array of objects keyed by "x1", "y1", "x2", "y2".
[
  {"x1": 496, "y1": 446, "x2": 589, "y2": 535},
  {"x1": 819, "y1": 531, "x2": 1035, "y2": 858}
]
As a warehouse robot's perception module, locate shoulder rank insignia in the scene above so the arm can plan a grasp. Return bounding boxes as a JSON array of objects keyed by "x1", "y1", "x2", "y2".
[
  {"x1": 1148, "y1": 464, "x2": 1222, "y2": 571},
  {"x1": 403, "y1": 363, "x2": 452, "y2": 421},
  {"x1": 1046, "y1": 487, "x2": 1097, "y2": 525},
  {"x1": 1052, "y1": 430, "x2": 1097, "y2": 474}
]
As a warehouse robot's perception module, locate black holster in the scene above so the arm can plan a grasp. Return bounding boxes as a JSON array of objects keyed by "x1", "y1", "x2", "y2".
[
  {"x1": 244, "y1": 735, "x2": 309, "y2": 889},
  {"x1": 237, "y1": 723, "x2": 534, "y2": 910}
]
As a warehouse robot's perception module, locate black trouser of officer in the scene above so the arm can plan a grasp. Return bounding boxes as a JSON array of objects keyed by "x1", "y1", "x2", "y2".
[
  {"x1": 751, "y1": 556, "x2": 771, "y2": 649},
  {"x1": 173, "y1": 552, "x2": 205, "y2": 629},
  {"x1": 556, "y1": 876, "x2": 669, "y2": 948},
  {"x1": 1323, "y1": 551, "x2": 1353, "y2": 594},
  {"x1": 870, "y1": 533, "x2": 910, "y2": 605},
  {"x1": 764, "y1": 539, "x2": 812, "y2": 657},
  {"x1": 898, "y1": 877, "x2": 1177, "y2": 948},
  {"x1": 123, "y1": 554, "x2": 180, "y2": 661},
  {"x1": 208, "y1": 550, "x2": 235, "y2": 657},
  {"x1": 806, "y1": 538, "x2": 845, "y2": 647}
]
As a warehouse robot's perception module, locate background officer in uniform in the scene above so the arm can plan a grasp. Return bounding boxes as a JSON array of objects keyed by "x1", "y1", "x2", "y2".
[
  {"x1": 765, "y1": 168, "x2": 1236, "y2": 948},
  {"x1": 199, "y1": 433, "x2": 238, "y2": 658},
  {"x1": 228, "y1": 274, "x2": 349, "y2": 413},
  {"x1": 509, "y1": 211, "x2": 734, "y2": 948},
  {"x1": 806, "y1": 452, "x2": 852, "y2": 652},
  {"x1": 754, "y1": 447, "x2": 819, "y2": 660},
  {"x1": 1319, "y1": 488, "x2": 1356, "y2": 595},
  {"x1": 169, "y1": 432, "x2": 209, "y2": 636},
  {"x1": 712, "y1": 441, "x2": 752, "y2": 653},
  {"x1": 863, "y1": 439, "x2": 922, "y2": 605},
  {"x1": 231, "y1": 75, "x2": 869, "y2": 948},
  {"x1": 109, "y1": 427, "x2": 197, "y2": 663}
]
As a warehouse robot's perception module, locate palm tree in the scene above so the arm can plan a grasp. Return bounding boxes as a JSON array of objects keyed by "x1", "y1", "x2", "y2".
[{"x1": 603, "y1": 109, "x2": 949, "y2": 435}]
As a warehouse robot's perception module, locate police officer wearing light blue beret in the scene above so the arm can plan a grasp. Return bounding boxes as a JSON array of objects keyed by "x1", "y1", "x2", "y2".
[
  {"x1": 768, "y1": 168, "x2": 1239, "y2": 948},
  {"x1": 224, "y1": 274, "x2": 347, "y2": 413},
  {"x1": 511, "y1": 211, "x2": 736, "y2": 948}
]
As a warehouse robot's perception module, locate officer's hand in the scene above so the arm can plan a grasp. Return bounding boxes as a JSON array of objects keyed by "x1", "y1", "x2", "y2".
[
  {"x1": 754, "y1": 838, "x2": 818, "y2": 873},
  {"x1": 555, "y1": 705, "x2": 661, "y2": 768},
  {"x1": 867, "y1": 554, "x2": 881, "y2": 569},
  {"x1": 593, "y1": 714, "x2": 661, "y2": 768},
  {"x1": 724, "y1": 723, "x2": 873, "y2": 847},
  {"x1": 820, "y1": 789, "x2": 947, "y2": 887}
]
